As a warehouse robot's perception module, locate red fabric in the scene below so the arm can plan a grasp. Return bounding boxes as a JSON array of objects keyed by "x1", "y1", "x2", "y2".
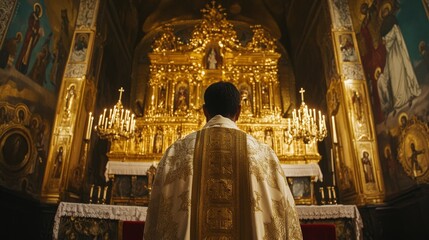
[
  {"x1": 120, "y1": 221, "x2": 336, "y2": 240},
  {"x1": 121, "y1": 221, "x2": 145, "y2": 240},
  {"x1": 300, "y1": 223, "x2": 336, "y2": 240}
]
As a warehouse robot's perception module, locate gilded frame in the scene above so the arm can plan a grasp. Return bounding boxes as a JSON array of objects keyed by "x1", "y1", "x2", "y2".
[
  {"x1": 398, "y1": 118, "x2": 429, "y2": 184},
  {"x1": 332, "y1": 31, "x2": 361, "y2": 73}
]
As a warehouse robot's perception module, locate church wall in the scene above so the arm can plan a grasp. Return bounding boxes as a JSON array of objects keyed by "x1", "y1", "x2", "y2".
[
  {"x1": 0, "y1": 0, "x2": 77, "y2": 198},
  {"x1": 350, "y1": 0, "x2": 429, "y2": 197}
]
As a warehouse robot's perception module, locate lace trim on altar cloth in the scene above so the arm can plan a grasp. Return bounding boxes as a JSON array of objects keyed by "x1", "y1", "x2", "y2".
[
  {"x1": 296, "y1": 205, "x2": 363, "y2": 240},
  {"x1": 53, "y1": 202, "x2": 148, "y2": 240}
]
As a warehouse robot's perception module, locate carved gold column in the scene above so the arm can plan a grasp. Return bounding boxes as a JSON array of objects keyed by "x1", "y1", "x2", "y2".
[
  {"x1": 326, "y1": 0, "x2": 384, "y2": 205},
  {"x1": 41, "y1": 0, "x2": 100, "y2": 203}
]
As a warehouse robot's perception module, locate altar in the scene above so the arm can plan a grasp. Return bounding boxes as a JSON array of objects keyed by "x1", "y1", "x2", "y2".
[{"x1": 53, "y1": 202, "x2": 363, "y2": 240}]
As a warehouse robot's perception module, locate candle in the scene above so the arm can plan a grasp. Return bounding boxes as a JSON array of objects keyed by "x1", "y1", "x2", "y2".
[
  {"x1": 330, "y1": 148, "x2": 335, "y2": 173},
  {"x1": 97, "y1": 186, "x2": 101, "y2": 202},
  {"x1": 103, "y1": 186, "x2": 108, "y2": 200},
  {"x1": 89, "y1": 184, "x2": 94, "y2": 200},
  {"x1": 86, "y1": 112, "x2": 93, "y2": 140},
  {"x1": 331, "y1": 116, "x2": 338, "y2": 143}
]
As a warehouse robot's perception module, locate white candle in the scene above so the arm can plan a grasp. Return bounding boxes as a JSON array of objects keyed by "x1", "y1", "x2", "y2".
[
  {"x1": 330, "y1": 148, "x2": 335, "y2": 173},
  {"x1": 89, "y1": 184, "x2": 94, "y2": 199},
  {"x1": 331, "y1": 116, "x2": 338, "y2": 143},
  {"x1": 86, "y1": 112, "x2": 93, "y2": 139}
]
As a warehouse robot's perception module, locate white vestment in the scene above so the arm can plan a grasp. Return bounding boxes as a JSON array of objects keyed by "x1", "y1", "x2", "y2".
[
  {"x1": 382, "y1": 24, "x2": 421, "y2": 109},
  {"x1": 143, "y1": 115, "x2": 302, "y2": 239}
]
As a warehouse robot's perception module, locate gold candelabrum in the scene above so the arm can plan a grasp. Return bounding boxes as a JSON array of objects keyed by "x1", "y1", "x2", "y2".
[
  {"x1": 93, "y1": 87, "x2": 136, "y2": 140},
  {"x1": 286, "y1": 88, "x2": 327, "y2": 144}
]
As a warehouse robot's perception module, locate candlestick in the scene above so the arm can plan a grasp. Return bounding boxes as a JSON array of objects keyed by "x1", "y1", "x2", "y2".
[
  {"x1": 97, "y1": 186, "x2": 101, "y2": 203},
  {"x1": 331, "y1": 186, "x2": 337, "y2": 204},
  {"x1": 319, "y1": 187, "x2": 325, "y2": 205},
  {"x1": 102, "y1": 186, "x2": 108, "y2": 204},
  {"x1": 327, "y1": 186, "x2": 332, "y2": 204},
  {"x1": 89, "y1": 184, "x2": 94, "y2": 203}
]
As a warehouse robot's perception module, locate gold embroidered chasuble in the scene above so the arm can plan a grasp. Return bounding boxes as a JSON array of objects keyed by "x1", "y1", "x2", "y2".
[
  {"x1": 143, "y1": 115, "x2": 303, "y2": 240},
  {"x1": 191, "y1": 127, "x2": 252, "y2": 239}
]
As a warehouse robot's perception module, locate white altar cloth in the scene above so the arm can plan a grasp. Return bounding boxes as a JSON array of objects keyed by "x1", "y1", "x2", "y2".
[
  {"x1": 296, "y1": 204, "x2": 363, "y2": 240},
  {"x1": 104, "y1": 161, "x2": 156, "y2": 181},
  {"x1": 53, "y1": 202, "x2": 148, "y2": 240},
  {"x1": 281, "y1": 163, "x2": 323, "y2": 181}
]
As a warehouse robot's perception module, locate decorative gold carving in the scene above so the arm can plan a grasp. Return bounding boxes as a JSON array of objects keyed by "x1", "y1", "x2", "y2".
[
  {"x1": 107, "y1": 2, "x2": 322, "y2": 164},
  {"x1": 398, "y1": 117, "x2": 429, "y2": 183}
]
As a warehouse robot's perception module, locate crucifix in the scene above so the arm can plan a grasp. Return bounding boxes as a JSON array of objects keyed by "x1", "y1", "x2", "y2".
[
  {"x1": 299, "y1": 88, "x2": 305, "y2": 102},
  {"x1": 118, "y1": 87, "x2": 124, "y2": 102}
]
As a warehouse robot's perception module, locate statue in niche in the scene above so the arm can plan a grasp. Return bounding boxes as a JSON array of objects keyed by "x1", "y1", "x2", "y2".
[
  {"x1": 53, "y1": 146, "x2": 64, "y2": 178},
  {"x1": 361, "y1": 151, "x2": 375, "y2": 183},
  {"x1": 239, "y1": 85, "x2": 252, "y2": 114},
  {"x1": 64, "y1": 85, "x2": 76, "y2": 117},
  {"x1": 175, "y1": 85, "x2": 188, "y2": 113},
  {"x1": 158, "y1": 85, "x2": 167, "y2": 108},
  {"x1": 207, "y1": 48, "x2": 217, "y2": 69},
  {"x1": 352, "y1": 90, "x2": 364, "y2": 121},
  {"x1": 261, "y1": 84, "x2": 270, "y2": 108},
  {"x1": 264, "y1": 129, "x2": 274, "y2": 148},
  {"x1": 153, "y1": 128, "x2": 163, "y2": 153}
]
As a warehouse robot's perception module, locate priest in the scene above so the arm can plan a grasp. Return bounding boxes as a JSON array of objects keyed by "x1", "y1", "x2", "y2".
[{"x1": 143, "y1": 81, "x2": 302, "y2": 239}]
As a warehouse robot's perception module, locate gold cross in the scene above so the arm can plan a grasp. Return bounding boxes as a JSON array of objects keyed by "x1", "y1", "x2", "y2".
[
  {"x1": 299, "y1": 88, "x2": 305, "y2": 102},
  {"x1": 118, "y1": 87, "x2": 124, "y2": 101}
]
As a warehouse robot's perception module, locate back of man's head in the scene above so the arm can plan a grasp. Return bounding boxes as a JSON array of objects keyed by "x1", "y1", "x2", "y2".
[{"x1": 204, "y1": 81, "x2": 241, "y2": 119}]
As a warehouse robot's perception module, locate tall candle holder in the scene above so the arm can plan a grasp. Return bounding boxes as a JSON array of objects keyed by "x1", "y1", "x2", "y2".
[
  {"x1": 94, "y1": 87, "x2": 136, "y2": 140},
  {"x1": 319, "y1": 187, "x2": 326, "y2": 205},
  {"x1": 286, "y1": 88, "x2": 327, "y2": 144}
]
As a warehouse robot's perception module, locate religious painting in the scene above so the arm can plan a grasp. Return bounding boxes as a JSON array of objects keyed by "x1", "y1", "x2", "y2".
[
  {"x1": 333, "y1": 31, "x2": 359, "y2": 64},
  {"x1": 351, "y1": 0, "x2": 429, "y2": 196},
  {"x1": 398, "y1": 118, "x2": 429, "y2": 184},
  {"x1": 264, "y1": 128, "x2": 274, "y2": 149},
  {"x1": 238, "y1": 82, "x2": 252, "y2": 115},
  {"x1": 205, "y1": 45, "x2": 222, "y2": 70},
  {"x1": 173, "y1": 82, "x2": 189, "y2": 114},
  {"x1": 70, "y1": 32, "x2": 90, "y2": 63},
  {"x1": 287, "y1": 177, "x2": 313, "y2": 205}
]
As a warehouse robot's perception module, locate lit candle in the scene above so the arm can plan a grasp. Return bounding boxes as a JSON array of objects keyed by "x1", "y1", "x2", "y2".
[{"x1": 98, "y1": 114, "x2": 102, "y2": 126}]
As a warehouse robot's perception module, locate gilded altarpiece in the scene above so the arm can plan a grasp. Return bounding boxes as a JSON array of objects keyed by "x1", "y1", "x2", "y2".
[
  {"x1": 327, "y1": 0, "x2": 384, "y2": 205},
  {"x1": 106, "y1": 4, "x2": 322, "y2": 205},
  {"x1": 41, "y1": 0, "x2": 99, "y2": 203}
]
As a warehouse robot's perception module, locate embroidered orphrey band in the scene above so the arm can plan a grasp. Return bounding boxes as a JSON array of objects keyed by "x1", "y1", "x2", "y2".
[{"x1": 191, "y1": 128, "x2": 252, "y2": 239}]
